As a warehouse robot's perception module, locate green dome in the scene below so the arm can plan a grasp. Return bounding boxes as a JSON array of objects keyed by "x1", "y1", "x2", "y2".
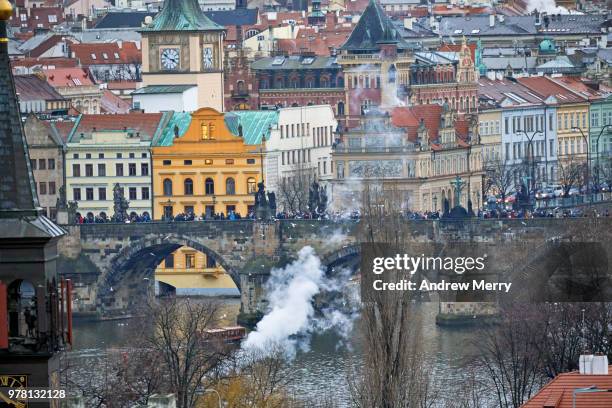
[{"x1": 539, "y1": 39, "x2": 556, "y2": 54}]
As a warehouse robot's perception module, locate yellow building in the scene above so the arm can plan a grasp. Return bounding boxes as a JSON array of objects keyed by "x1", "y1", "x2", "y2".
[
  {"x1": 155, "y1": 246, "x2": 238, "y2": 296},
  {"x1": 518, "y1": 77, "x2": 590, "y2": 164},
  {"x1": 152, "y1": 107, "x2": 262, "y2": 219}
]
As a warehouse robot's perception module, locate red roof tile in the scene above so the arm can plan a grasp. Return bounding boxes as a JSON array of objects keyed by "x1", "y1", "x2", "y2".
[
  {"x1": 70, "y1": 42, "x2": 141, "y2": 66},
  {"x1": 71, "y1": 112, "x2": 164, "y2": 141},
  {"x1": 43, "y1": 67, "x2": 96, "y2": 87},
  {"x1": 392, "y1": 104, "x2": 442, "y2": 142},
  {"x1": 99, "y1": 90, "x2": 131, "y2": 114},
  {"x1": 522, "y1": 367, "x2": 612, "y2": 408},
  {"x1": 516, "y1": 76, "x2": 587, "y2": 104}
]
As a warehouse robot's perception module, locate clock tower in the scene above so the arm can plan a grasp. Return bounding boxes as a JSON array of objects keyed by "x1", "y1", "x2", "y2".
[{"x1": 139, "y1": 0, "x2": 225, "y2": 112}]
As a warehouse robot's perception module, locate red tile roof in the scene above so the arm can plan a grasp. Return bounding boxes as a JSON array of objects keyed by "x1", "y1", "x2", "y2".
[
  {"x1": 69, "y1": 42, "x2": 141, "y2": 66},
  {"x1": 43, "y1": 67, "x2": 96, "y2": 87},
  {"x1": 71, "y1": 112, "x2": 164, "y2": 141},
  {"x1": 14, "y1": 74, "x2": 66, "y2": 101},
  {"x1": 548, "y1": 77, "x2": 607, "y2": 102},
  {"x1": 516, "y1": 76, "x2": 587, "y2": 104},
  {"x1": 52, "y1": 121, "x2": 77, "y2": 142},
  {"x1": 11, "y1": 57, "x2": 79, "y2": 71},
  {"x1": 522, "y1": 367, "x2": 612, "y2": 408},
  {"x1": 439, "y1": 42, "x2": 477, "y2": 62},
  {"x1": 99, "y1": 90, "x2": 131, "y2": 114},
  {"x1": 391, "y1": 104, "x2": 442, "y2": 142}
]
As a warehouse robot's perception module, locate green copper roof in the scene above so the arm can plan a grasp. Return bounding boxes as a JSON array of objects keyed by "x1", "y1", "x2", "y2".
[
  {"x1": 154, "y1": 112, "x2": 192, "y2": 146},
  {"x1": 132, "y1": 85, "x2": 196, "y2": 95},
  {"x1": 224, "y1": 110, "x2": 279, "y2": 145},
  {"x1": 539, "y1": 38, "x2": 555, "y2": 54},
  {"x1": 140, "y1": 0, "x2": 223, "y2": 32}
]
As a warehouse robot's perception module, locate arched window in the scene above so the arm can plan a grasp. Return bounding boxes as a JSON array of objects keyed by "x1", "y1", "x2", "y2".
[
  {"x1": 205, "y1": 178, "x2": 214, "y2": 195},
  {"x1": 320, "y1": 77, "x2": 329, "y2": 88},
  {"x1": 247, "y1": 177, "x2": 256, "y2": 194},
  {"x1": 226, "y1": 177, "x2": 235, "y2": 195},
  {"x1": 184, "y1": 178, "x2": 193, "y2": 195},
  {"x1": 337, "y1": 76, "x2": 344, "y2": 88},
  {"x1": 163, "y1": 178, "x2": 173, "y2": 196}
]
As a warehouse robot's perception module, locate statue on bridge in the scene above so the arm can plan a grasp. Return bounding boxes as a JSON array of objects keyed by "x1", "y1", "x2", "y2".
[
  {"x1": 442, "y1": 176, "x2": 472, "y2": 219},
  {"x1": 308, "y1": 180, "x2": 328, "y2": 217},
  {"x1": 254, "y1": 181, "x2": 273, "y2": 219},
  {"x1": 112, "y1": 184, "x2": 130, "y2": 223}
]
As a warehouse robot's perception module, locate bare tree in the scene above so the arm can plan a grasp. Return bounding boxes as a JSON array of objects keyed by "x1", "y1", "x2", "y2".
[
  {"x1": 348, "y1": 185, "x2": 439, "y2": 408},
  {"x1": 473, "y1": 304, "x2": 545, "y2": 408},
  {"x1": 277, "y1": 161, "x2": 316, "y2": 214},
  {"x1": 144, "y1": 298, "x2": 229, "y2": 408},
  {"x1": 558, "y1": 157, "x2": 586, "y2": 197},
  {"x1": 484, "y1": 158, "x2": 517, "y2": 203}
]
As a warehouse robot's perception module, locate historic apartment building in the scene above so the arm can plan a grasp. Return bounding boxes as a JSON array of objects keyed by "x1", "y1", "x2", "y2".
[
  {"x1": 331, "y1": 104, "x2": 484, "y2": 212},
  {"x1": 23, "y1": 114, "x2": 66, "y2": 220},
  {"x1": 251, "y1": 55, "x2": 346, "y2": 115},
  {"x1": 64, "y1": 112, "x2": 170, "y2": 219},
  {"x1": 138, "y1": 0, "x2": 225, "y2": 112},
  {"x1": 151, "y1": 107, "x2": 262, "y2": 220}
]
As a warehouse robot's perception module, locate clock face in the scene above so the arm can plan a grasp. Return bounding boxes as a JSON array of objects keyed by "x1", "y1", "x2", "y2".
[
  {"x1": 203, "y1": 47, "x2": 213, "y2": 69},
  {"x1": 0, "y1": 374, "x2": 28, "y2": 408},
  {"x1": 161, "y1": 48, "x2": 180, "y2": 70}
]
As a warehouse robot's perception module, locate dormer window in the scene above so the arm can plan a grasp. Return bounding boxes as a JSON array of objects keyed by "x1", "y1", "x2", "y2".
[{"x1": 91, "y1": 53, "x2": 96, "y2": 60}]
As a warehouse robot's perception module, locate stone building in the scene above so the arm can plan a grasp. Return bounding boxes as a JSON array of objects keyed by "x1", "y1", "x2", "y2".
[
  {"x1": 251, "y1": 54, "x2": 346, "y2": 115},
  {"x1": 64, "y1": 112, "x2": 171, "y2": 220},
  {"x1": 331, "y1": 104, "x2": 484, "y2": 212},
  {"x1": 23, "y1": 114, "x2": 66, "y2": 220}
]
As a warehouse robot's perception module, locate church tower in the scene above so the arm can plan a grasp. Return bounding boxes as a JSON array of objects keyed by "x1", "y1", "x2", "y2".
[
  {"x1": 139, "y1": 0, "x2": 225, "y2": 112},
  {"x1": 0, "y1": 1, "x2": 70, "y2": 405}
]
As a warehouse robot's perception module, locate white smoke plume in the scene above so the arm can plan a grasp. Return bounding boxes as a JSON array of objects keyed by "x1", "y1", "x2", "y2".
[
  {"x1": 242, "y1": 246, "x2": 358, "y2": 358},
  {"x1": 525, "y1": 0, "x2": 573, "y2": 14}
]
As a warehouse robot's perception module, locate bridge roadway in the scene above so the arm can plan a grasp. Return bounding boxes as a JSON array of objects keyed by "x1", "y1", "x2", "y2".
[{"x1": 56, "y1": 217, "x2": 612, "y2": 322}]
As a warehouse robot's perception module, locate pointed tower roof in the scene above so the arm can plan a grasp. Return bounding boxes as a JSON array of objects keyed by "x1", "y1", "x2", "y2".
[
  {"x1": 0, "y1": 11, "x2": 39, "y2": 216},
  {"x1": 0, "y1": 2, "x2": 64, "y2": 237},
  {"x1": 140, "y1": 0, "x2": 223, "y2": 32},
  {"x1": 340, "y1": 0, "x2": 412, "y2": 51}
]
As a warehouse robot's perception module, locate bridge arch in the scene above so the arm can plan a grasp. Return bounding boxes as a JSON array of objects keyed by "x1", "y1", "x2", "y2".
[{"x1": 97, "y1": 234, "x2": 241, "y2": 311}]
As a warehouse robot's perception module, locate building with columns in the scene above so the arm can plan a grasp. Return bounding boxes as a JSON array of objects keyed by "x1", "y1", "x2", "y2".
[
  {"x1": 138, "y1": 0, "x2": 225, "y2": 112},
  {"x1": 331, "y1": 104, "x2": 484, "y2": 212}
]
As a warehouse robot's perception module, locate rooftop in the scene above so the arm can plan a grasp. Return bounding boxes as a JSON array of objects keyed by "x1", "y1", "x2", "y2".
[
  {"x1": 14, "y1": 74, "x2": 66, "y2": 101},
  {"x1": 251, "y1": 55, "x2": 339, "y2": 71},
  {"x1": 43, "y1": 67, "x2": 96, "y2": 87},
  {"x1": 522, "y1": 366, "x2": 612, "y2": 408},
  {"x1": 224, "y1": 110, "x2": 279, "y2": 145},
  {"x1": 132, "y1": 84, "x2": 196, "y2": 95},
  {"x1": 67, "y1": 112, "x2": 167, "y2": 143},
  {"x1": 140, "y1": 0, "x2": 223, "y2": 32}
]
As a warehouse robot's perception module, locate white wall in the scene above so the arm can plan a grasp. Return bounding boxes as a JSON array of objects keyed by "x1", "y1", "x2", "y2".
[
  {"x1": 265, "y1": 105, "x2": 337, "y2": 195},
  {"x1": 134, "y1": 87, "x2": 198, "y2": 113}
]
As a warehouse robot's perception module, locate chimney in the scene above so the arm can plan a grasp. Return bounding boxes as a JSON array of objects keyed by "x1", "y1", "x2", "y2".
[
  {"x1": 404, "y1": 16, "x2": 414, "y2": 30},
  {"x1": 580, "y1": 354, "x2": 609, "y2": 375},
  {"x1": 489, "y1": 14, "x2": 495, "y2": 28}
]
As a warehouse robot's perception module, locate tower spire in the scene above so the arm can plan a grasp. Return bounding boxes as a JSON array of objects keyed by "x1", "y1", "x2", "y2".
[{"x1": 0, "y1": 0, "x2": 40, "y2": 216}]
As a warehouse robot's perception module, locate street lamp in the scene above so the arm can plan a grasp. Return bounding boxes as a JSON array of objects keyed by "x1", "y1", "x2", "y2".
[
  {"x1": 572, "y1": 126, "x2": 591, "y2": 195},
  {"x1": 517, "y1": 130, "x2": 542, "y2": 197},
  {"x1": 196, "y1": 387, "x2": 223, "y2": 408},
  {"x1": 592, "y1": 124, "x2": 612, "y2": 188}
]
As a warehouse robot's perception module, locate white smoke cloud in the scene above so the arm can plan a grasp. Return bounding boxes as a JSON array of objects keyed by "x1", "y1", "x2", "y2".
[
  {"x1": 242, "y1": 246, "x2": 358, "y2": 358},
  {"x1": 525, "y1": 0, "x2": 573, "y2": 14}
]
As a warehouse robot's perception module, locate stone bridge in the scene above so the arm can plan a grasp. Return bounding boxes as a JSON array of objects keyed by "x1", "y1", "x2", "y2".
[{"x1": 57, "y1": 218, "x2": 612, "y2": 323}]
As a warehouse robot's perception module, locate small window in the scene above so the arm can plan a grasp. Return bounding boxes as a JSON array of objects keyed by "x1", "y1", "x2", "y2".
[
  {"x1": 247, "y1": 158, "x2": 256, "y2": 164},
  {"x1": 247, "y1": 177, "x2": 256, "y2": 194},
  {"x1": 184, "y1": 160, "x2": 192, "y2": 165},
  {"x1": 129, "y1": 153, "x2": 135, "y2": 158},
  {"x1": 163, "y1": 160, "x2": 172, "y2": 166},
  {"x1": 117, "y1": 153, "x2": 122, "y2": 158},
  {"x1": 99, "y1": 153, "x2": 104, "y2": 159},
  {"x1": 225, "y1": 159, "x2": 234, "y2": 165},
  {"x1": 141, "y1": 153, "x2": 147, "y2": 158},
  {"x1": 205, "y1": 178, "x2": 215, "y2": 195},
  {"x1": 205, "y1": 159, "x2": 213, "y2": 165},
  {"x1": 86, "y1": 153, "x2": 91, "y2": 159}
]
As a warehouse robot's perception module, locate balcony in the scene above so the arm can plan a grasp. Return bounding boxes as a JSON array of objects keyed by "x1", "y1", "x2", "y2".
[{"x1": 231, "y1": 89, "x2": 250, "y2": 98}]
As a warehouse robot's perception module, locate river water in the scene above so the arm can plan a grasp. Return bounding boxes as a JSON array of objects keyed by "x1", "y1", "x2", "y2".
[{"x1": 70, "y1": 298, "x2": 480, "y2": 406}]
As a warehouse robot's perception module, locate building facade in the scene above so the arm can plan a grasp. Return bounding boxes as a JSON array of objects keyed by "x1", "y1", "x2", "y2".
[
  {"x1": 331, "y1": 105, "x2": 484, "y2": 212},
  {"x1": 252, "y1": 55, "x2": 346, "y2": 115},
  {"x1": 226, "y1": 105, "x2": 337, "y2": 212},
  {"x1": 23, "y1": 115, "x2": 66, "y2": 220},
  {"x1": 139, "y1": 0, "x2": 225, "y2": 112},
  {"x1": 65, "y1": 113, "x2": 170, "y2": 219},
  {"x1": 151, "y1": 107, "x2": 262, "y2": 220}
]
